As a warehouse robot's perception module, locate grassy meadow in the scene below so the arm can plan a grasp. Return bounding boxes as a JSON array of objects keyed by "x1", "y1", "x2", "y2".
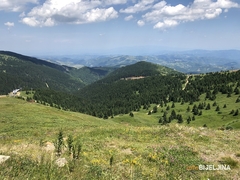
[{"x1": 0, "y1": 94, "x2": 240, "y2": 179}]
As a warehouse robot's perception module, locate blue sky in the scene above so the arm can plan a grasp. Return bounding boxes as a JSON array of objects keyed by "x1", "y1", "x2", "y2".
[{"x1": 0, "y1": 0, "x2": 240, "y2": 55}]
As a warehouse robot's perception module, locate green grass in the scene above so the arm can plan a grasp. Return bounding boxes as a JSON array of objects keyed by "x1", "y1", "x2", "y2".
[
  {"x1": 1, "y1": 96, "x2": 240, "y2": 179},
  {"x1": 130, "y1": 92, "x2": 240, "y2": 130}
]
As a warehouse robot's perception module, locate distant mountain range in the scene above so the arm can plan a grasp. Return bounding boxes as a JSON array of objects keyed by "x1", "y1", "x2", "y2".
[{"x1": 38, "y1": 49, "x2": 240, "y2": 73}]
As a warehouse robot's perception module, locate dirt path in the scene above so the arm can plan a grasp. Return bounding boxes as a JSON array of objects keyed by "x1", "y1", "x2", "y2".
[
  {"x1": 182, "y1": 75, "x2": 190, "y2": 90},
  {"x1": 0, "y1": 95, "x2": 7, "y2": 98}
]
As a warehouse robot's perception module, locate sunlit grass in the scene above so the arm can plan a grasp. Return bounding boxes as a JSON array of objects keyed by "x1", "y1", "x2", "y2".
[{"x1": 1, "y1": 96, "x2": 240, "y2": 179}]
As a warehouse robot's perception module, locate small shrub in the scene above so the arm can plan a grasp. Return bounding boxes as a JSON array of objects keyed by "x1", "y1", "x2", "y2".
[
  {"x1": 54, "y1": 130, "x2": 64, "y2": 156},
  {"x1": 235, "y1": 153, "x2": 240, "y2": 157},
  {"x1": 73, "y1": 142, "x2": 82, "y2": 159},
  {"x1": 129, "y1": 112, "x2": 134, "y2": 117},
  {"x1": 225, "y1": 126, "x2": 233, "y2": 130},
  {"x1": 67, "y1": 135, "x2": 74, "y2": 155},
  {"x1": 220, "y1": 157, "x2": 238, "y2": 168},
  {"x1": 110, "y1": 155, "x2": 114, "y2": 166}
]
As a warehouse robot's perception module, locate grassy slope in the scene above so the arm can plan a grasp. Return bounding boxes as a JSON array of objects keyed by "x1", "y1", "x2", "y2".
[
  {"x1": 0, "y1": 96, "x2": 240, "y2": 179},
  {"x1": 113, "y1": 91, "x2": 240, "y2": 129}
]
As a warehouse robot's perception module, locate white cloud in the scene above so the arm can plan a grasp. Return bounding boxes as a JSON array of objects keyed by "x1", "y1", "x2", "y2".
[
  {"x1": 21, "y1": 0, "x2": 119, "y2": 27},
  {"x1": 104, "y1": 0, "x2": 127, "y2": 5},
  {"x1": 120, "y1": 0, "x2": 155, "y2": 13},
  {"x1": 4, "y1": 22, "x2": 14, "y2": 27},
  {"x1": 0, "y1": 0, "x2": 38, "y2": 12},
  {"x1": 141, "y1": 0, "x2": 239, "y2": 29},
  {"x1": 205, "y1": 8, "x2": 222, "y2": 19},
  {"x1": 21, "y1": 17, "x2": 40, "y2": 27},
  {"x1": 137, "y1": 20, "x2": 145, "y2": 26},
  {"x1": 153, "y1": 19, "x2": 178, "y2": 29},
  {"x1": 125, "y1": 15, "x2": 133, "y2": 21}
]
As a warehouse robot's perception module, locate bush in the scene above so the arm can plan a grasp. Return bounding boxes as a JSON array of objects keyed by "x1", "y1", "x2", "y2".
[
  {"x1": 225, "y1": 126, "x2": 233, "y2": 130},
  {"x1": 220, "y1": 157, "x2": 238, "y2": 168}
]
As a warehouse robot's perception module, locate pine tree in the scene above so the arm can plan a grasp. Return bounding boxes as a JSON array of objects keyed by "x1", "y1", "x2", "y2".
[
  {"x1": 230, "y1": 110, "x2": 235, "y2": 115},
  {"x1": 171, "y1": 109, "x2": 177, "y2": 119},
  {"x1": 187, "y1": 116, "x2": 191, "y2": 124},
  {"x1": 233, "y1": 109, "x2": 239, "y2": 116},
  {"x1": 205, "y1": 103, "x2": 211, "y2": 110},
  {"x1": 166, "y1": 105, "x2": 170, "y2": 111},
  {"x1": 236, "y1": 97, "x2": 240, "y2": 103},
  {"x1": 212, "y1": 101, "x2": 217, "y2": 106},
  {"x1": 158, "y1": 118, "x2": 163, "y2": 124},
  {"x1": 177, "y1": 114, "x2": 183, "y2": 123},
  {"x1": 153, "y1": 106, "x2": 158, "y2": 113},
  {"x1": 192, "y1": 115, "x2": 195, "y2": 121}
]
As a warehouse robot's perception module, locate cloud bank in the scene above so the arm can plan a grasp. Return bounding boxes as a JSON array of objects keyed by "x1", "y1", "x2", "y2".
[
  {"x1": 0, "y1": 0, "x2": 38, "y2": 12},
  {"x1": 140, "y1": 0, "x2": 239, "y2": 29},
  {"x1": 20, "y1": 0, "x2": 122, "y2": 27},
  {"x1": 0, "y1": 0, "x2": 239, "y2": 29}
]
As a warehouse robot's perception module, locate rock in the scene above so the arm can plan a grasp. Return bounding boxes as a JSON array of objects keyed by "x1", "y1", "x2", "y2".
[
  {"x1": 44, "y1": 142, "x2": 55, "y2": 151},
  {"x1": 0, "y1": 155, "x2": 10, "y2": 164},
  {"x1": 55, "y1": 158, "x2": 67, "y2": 167}
]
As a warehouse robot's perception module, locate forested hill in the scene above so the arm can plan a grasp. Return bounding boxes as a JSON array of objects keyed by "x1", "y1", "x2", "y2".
[
  {"x1": 0, "y1": 51, "x2": 115, "y2": 94},
  {"x1": 0, "y1": 52, "x2": 85, "y2": 94},
  {"x1": 69, "y1": 62, "x2": 184, "y2": 116},
  {"x1": 95, "y1": 61, "x2": 181, "y2": 83},
  {"x1": 34, "y1": 63, "x2": 240, "y2": 119},
  {"x1": 0, "y1": 51, "x2": 72, "y2": 72}
]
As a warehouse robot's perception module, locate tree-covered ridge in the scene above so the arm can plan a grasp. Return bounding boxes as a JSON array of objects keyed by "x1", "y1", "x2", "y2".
[
  {"x1": 0, "y1": 51, "x2": 73, "y2": 72},
  {"x1": 33, "y1": 67, "x2": 240, "y2": 120},
  {"x1": 99, "y1": 61, "x2": 181, "y2": 83},
  {"x1": 34, "y1": 73, "x2": 185, "y2": 118},
  {"x1": 0, "y1": 51, "x2": 118, "y2": 94},
  {"x1": 0, "y1": 54, "x2": 85, "y2": 94},
  {"x1": 185, "y1": 71, "x2": 240, "y2": 98}
]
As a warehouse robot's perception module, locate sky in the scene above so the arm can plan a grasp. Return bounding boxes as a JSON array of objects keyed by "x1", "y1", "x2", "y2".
[{"x1": 0, "y1": 0, "x2": 240, "y2": 55}]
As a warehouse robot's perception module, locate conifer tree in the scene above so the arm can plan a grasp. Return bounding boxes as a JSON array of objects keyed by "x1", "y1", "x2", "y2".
[{"x1": 205, "y1": 103, "x2": 211, "y2": 110}]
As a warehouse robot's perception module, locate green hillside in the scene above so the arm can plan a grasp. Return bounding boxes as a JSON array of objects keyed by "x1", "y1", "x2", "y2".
[
  {"x1": 0, "y1": 51, "x2": 114, "y2": 94},
  {"x1": 0, "y1": 51, "x2": 72, "y2": 72},
  {"x1": 0, "y1": 52, "x2": 85, "y2": 94},
  {"x1": 0, "y1": 96, "x2": 240, "y2": 179},
  {"x1": 100, "y1": 61, "x2": 181, "y2": 83},
  {"x1": 33, "y1": 61, "x2": 240, "y2": 124}
]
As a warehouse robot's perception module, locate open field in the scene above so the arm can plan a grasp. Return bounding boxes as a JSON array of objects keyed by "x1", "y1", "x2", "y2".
[{"x1": 0, "y1": 97, "x2": 240, "y2": 179}]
